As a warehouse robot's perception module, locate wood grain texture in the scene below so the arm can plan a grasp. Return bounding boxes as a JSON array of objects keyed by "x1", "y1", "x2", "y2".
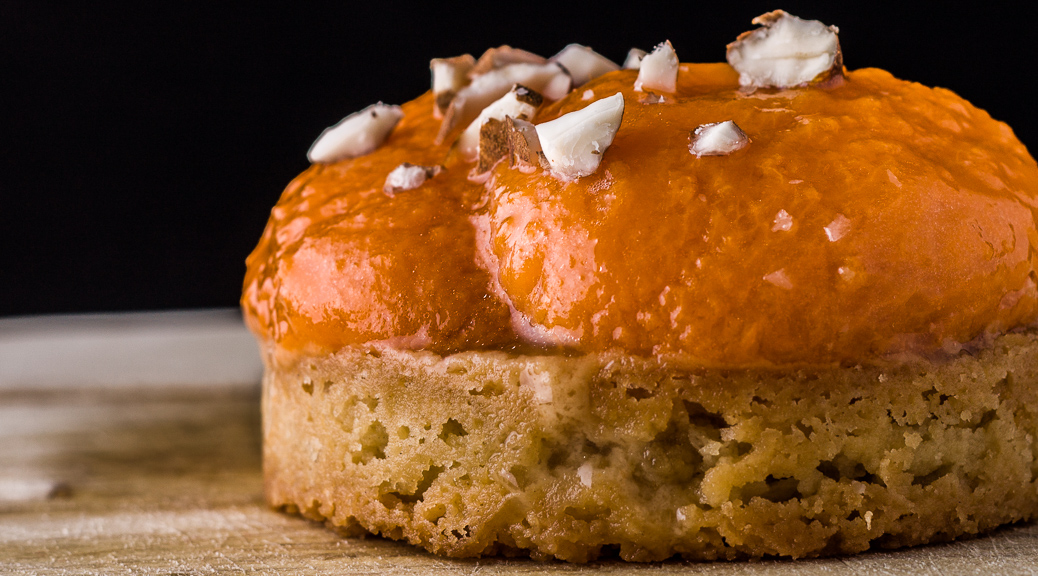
[{"x1": 4, "y1": 384, "x2": 1038, "y2": 575}]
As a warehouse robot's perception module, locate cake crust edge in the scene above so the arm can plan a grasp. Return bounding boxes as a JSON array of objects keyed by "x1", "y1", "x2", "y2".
[{"x1": 262, "y1": 332, "x2": 1038, "y2": 561}]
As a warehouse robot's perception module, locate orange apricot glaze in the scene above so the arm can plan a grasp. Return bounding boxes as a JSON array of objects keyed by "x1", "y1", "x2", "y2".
[
  {"x1": 242, "y1": 91, "x2": 517, "y2": 357},
  {"x1": 243, "y1": 63, "x2": 1038, "y2": 366}
]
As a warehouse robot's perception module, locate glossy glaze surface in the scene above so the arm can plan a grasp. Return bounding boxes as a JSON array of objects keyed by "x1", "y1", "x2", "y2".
[{"x1": 243, "y1": 64, "x2": 1038, "y2": 365}]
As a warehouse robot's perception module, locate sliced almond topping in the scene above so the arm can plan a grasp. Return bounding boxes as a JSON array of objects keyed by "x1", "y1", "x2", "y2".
[
  {"x1": 476, "y1": 118, "x2": 511, "y2": 174},
  {"x1": 506, "y1": 116, "x2": 549, "y2": 171},
  {"x1": 634, "y1": 40, "x2": 678, "y2": 93},
  {"x1": 436, "y1": 63, "x2": 571, "y2": 144},
  {"x1": 383, "y1": 163, "x2": 442, "y2": 196},
  {"x1": 623, "y1": 48, "x2": 647, "y2": 70},
  {"x1": 307, "y1": 103, "x2": 403, "y2": 164},
  {"x1": 549, "y1": 44, "x2": 620, "y2": 87},
  {"x1": 536, "y1": 92, "x2": 625, "y2": 181},
  {"x1": 726, "y1": 10, "x2": 843, "y2": 89},
  {"x1": 537, "y1": 66, "x2": 575, "y2": 101},
  {"x1": 430, "y1": 54, "x2": 476, "y2": 118},
  {"x1": 689, "y1": 121, "x2": 750, "y2": 157},
  {"x1": 470, "y1": 45, "x2": 547, "y2": 77},
  {"x1": 457, "y1": 85, "x2": 543, "y2": 161}
]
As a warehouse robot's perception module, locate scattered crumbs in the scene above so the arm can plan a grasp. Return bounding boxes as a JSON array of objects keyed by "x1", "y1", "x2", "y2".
[
  {"x1": 772, "y1": 209, "x2": 793, "y2": 232},
  {"x1": 612, "y1": 327, "x2": 623, "y2": 340},
  {"x1": 764, "y1": 269, "x2": 793, "y2": 290},
  {"x1": 698, "y1": 194, "x2": 707, "y2": 202},
  {"x1": 577, "y1": 462, "x2": 593, "y2": 487},
  {"x1": 837, "y1": 265, "x2": 855, "y2": 280},
  {"x1": 824, "y1": 214, "x2": 851, "y2": 242},
  {"x1": 695, "y1": 258, "x2": 702, "y2": 269},
  {"x1": 582, "y1": 89, "x2": 594, "y2": 100},
  {"x1": 788, "y1": 179, "x2": 804, "y2": 184},
  {"x1": 676, "y1": 508, "x2": 687, "y2": 522},
  {"x1": 887, "y1": 169, "x2": 902, "y2": 188},
  {"x1": 878, "y1": 373, "x2": 887, "y2": 382}
]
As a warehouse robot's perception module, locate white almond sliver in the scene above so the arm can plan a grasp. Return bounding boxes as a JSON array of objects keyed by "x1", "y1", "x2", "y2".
[
  {"x1": 623, "y1": 48, "x2": 647, "y2": 70},
  {"x1": 634, "y1": 40, "x2": 678, "y2": 93},
  {"x1": 307, "y1": 103, "x2": 403, "y2": 164},
  {"x1": 536, "y1": 92, "x2": 624, "y2": 181},
  {"x1": 689, "y1": 121, "x2": 750, "y2": 157},
  {"x1": 431, "y1": 55, "x2": 475, "y2": 94},
  {"x1": 727, "y1": 10, "x2": 842, "y2": 88},
  {"x1": 437, "y1": 63, "x2": 571, "y2": 143},
  {"x1": 430, "y1": 54, "x2": 476, "y2": 116},
  {"x1": 458, "y1": 85, "x2": 543, "y2": 161},
  {"x1": 550, "y1": 44, "x2": 620, "y2": 86},
  {"x1": 470, "y1": 46, "x2": 548, "y2": 77},
  {"x1": 383, "y1": 163, "x2": 441, "y2": 195}
]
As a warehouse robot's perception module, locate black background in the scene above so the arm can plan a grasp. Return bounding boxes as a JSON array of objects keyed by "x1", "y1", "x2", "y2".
[{"x1": 4, "y1": 2, "x2": 1037, "y2": 318}]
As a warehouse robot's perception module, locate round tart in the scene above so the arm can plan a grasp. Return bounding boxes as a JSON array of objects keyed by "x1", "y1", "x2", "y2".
[{"x1": 243, "y1": 11, "x2": 1038, "y2": 561}]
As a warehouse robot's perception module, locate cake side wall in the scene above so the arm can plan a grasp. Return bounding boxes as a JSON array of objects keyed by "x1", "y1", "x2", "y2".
[{"x1": 261, "y1": 335, "x2": 1038, "y2": 561}]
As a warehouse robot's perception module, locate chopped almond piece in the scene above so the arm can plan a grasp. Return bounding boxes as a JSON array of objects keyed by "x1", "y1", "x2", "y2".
[
  {"x1": 506, "y1": 116, "x2": 549, "y2": 170},
  {"x1": 457, "y1": 85, "x2": 543, "y2": 161},
  {"x1": 536, "y1": 92, "x2": 625, "y2": 181},
  {"x1": 634, "y1": 40, "x2": 678, "y2": 93},
  {"x1": 727, "y1": 10, "x2": 843, "y2": 88},
  {"x1": 470, "y1": 46, "x2": 547, "y2": 77},
  {"x1": 430, "y1": 54, "x2": 476, "y2": 118},
  {"x1": 623, "y1": 48, "x2": 647, "y2": 70},
  {"x1": 436, "y1": 63, "x2": 571, "y2": 144},
  {"x1": 307, "y1": 103, "x2": 403, "y2": 164},
  {"x1": 476, "y1": 118, "x2": 511, "y2": 174},
  {"x1": 689, "y1": 121, "x2": 750, "y2": 157},
  {"x1": 383, "y1": 163, "x2": 442, "y2": 196},
  {"x1": 550, "y1": 44, "x2": 620, "y2": 86}
]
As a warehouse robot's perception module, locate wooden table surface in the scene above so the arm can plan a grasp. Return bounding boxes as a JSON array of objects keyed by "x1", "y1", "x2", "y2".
[{"x1": 4, "y1": 310, "x2": 1038, "y2": 575}]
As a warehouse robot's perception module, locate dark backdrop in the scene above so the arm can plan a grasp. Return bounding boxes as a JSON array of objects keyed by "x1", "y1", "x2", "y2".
[{"x1": 4, "y1": 2, "x2": 1037, "y2": 317}]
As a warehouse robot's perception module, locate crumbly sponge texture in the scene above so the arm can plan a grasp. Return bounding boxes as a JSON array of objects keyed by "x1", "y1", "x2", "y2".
[{"x1": 263, "y1": 334, "x2": 1038, "y2": 562}]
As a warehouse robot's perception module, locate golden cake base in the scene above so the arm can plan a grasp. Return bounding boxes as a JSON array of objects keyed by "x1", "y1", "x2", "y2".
[{"x1": 262, "y1": 334, "x2": 1038, "y2": 561}]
